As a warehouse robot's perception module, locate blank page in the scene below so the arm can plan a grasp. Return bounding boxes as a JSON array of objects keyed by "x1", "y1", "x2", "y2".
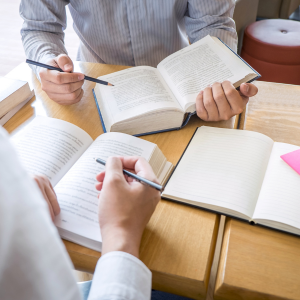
[
  {"x1": 253, "y1": 143, "x2": 300, "y2": 230},
  {"x1": 163, "y1": 127, "x2": 274, "y2": 219}
]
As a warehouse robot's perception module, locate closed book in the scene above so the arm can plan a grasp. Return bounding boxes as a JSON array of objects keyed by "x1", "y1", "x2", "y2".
[{"x1": 0, "y1": 77, "x2": 32, "y2": 118}]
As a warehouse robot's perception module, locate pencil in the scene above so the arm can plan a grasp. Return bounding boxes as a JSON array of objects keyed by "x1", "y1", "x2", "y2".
[
  {"x1": 94, "y1": 158, "x2": 164, "y2": 192},
  {"x1": 26, "y1": 59, "x2": 114, "y2": 86}
]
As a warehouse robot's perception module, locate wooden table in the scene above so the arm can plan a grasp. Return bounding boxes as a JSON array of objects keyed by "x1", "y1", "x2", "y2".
[
  {"x1": 4, "y1": 62, "x2": 238, "y2": 300},
  {"x1": 215, "y1": 81, "x2": 300, "y2": 300}
]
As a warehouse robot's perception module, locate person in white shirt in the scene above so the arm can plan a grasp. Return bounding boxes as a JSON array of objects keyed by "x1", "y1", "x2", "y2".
[{"x1": 0, "y1": 126, "x2": 160, "y2": 300}]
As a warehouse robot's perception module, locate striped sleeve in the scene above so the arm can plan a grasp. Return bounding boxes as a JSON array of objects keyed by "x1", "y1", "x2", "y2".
[
  {"x1": 185, "y1": 0, "x2": 238, "y2": 52},
  {"x1": 20, "y1": 0, "x2": 69, "y2": 77}
]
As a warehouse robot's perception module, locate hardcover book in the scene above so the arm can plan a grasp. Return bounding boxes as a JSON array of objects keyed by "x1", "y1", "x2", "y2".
[
  {"x1": 93, "y1": 35, "x2": 260, "y2": 136},
  {"x1": 162, "y1": 126, "x2": 300, "y2": 236}
]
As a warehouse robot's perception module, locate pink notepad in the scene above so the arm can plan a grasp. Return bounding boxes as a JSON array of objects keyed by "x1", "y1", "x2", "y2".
[{"x1": 280, "y1": 149, "x2": 300, "y2": 175}]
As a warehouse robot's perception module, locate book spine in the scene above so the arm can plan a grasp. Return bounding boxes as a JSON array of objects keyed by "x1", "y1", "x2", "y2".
[{"x1": 93, "y1": 89, "x2": 107, "y2": 133}]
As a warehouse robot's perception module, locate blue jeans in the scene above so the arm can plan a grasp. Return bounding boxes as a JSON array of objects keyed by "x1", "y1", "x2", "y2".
[
  {"x1": 78, "y1": 280, "x2": 192, "y2": 300},
  {"x1": 77, "y1": 281, "x2": 92, "y2": 300}
]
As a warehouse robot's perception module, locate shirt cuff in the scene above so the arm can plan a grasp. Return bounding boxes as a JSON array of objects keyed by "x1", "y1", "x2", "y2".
[{"x1": 88, "y1": 251, "x2": 152, "y2": 300}]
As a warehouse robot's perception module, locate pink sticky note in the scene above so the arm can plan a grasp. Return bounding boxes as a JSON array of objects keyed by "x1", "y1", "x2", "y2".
[{"x1": 281, "y1": 149, "x2": 300, "y2": 175}]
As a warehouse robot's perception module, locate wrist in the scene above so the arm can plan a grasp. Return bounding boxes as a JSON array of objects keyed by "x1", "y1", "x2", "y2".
[{"x1": 101, "y1": 226, "x2": 141, "y2": 258}]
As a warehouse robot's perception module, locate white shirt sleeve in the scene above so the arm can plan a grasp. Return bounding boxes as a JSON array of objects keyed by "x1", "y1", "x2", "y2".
[
  {"x1": 0, "y1": 126, "x2": 152, "y2": 300},
  {"x1": 88, "y1": 252, "x2": 152, "y2": 300},
  {"x1": 0, "y1": 127, "x2": 81, "y2": 300}
]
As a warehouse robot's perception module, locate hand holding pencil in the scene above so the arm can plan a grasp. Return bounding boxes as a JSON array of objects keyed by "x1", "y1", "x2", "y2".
[
  {"x1": 31, "y1": 54, "x2": 113, "y2": 105},
  {"x1": 95, "y1": 156, "x2": 161, "y2": 257}
]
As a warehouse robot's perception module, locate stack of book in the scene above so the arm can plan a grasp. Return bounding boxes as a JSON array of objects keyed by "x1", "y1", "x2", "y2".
[{"x1": 0, "y1": 77, "x2": 34, "y2": 126}]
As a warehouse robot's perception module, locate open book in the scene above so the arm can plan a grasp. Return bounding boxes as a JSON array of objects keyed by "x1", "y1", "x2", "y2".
[
  {"x1": 162, "y1": 126, "x2": 300, "y2": 236},
  {"x1": 12, "y1": 116, "x2": 173, "y2": 251},
  {"x1": 93, "y1": 35, "x2": 260, "y2": 136}
]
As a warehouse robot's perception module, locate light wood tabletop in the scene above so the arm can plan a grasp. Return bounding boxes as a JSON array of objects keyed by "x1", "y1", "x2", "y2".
[
  {"x1": 215, "y1": 81, "x2": 300, "y2": 300},
  {"x1": 4, "y1": 62, "x2": 237, "y2": 300}
]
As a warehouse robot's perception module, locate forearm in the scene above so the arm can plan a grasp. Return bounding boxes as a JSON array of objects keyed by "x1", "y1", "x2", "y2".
[
  {"x1": 21, "y1": 31, "x2": 67, "y2": 74},
  {"x1": 20, "y1": 0, "x2": 69, "y2": 77},
  {"x1": 186, "y1": 0, "x2": 238, "y2": 52}
]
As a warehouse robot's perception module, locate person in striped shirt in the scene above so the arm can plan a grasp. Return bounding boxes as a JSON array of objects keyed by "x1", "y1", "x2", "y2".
[{"x1": 20, "y1": 0, "x2": 258, "y2": 121}]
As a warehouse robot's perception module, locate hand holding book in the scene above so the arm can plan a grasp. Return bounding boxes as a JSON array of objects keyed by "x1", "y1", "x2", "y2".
[
  {"x1": 94, "y1": 35, "x2": 260, "y2": 136},
  {"x1": 32, "y1": 175, "x2": 60, "y2": 221},
  {"x1": 196, "y1": 80, "x2": 258, "y2": 122}
]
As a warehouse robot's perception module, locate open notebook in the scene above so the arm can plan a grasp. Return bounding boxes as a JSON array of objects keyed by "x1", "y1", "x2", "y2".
[
  {"x1": 93, "y1": 35, "x2": 260, "y2": 136},
  {"x1": 162, "y1": 126, "x2": 300, "y2": 236},
  {"x1": 12, "y1": 116, "x2": 173, "y2": 251}
]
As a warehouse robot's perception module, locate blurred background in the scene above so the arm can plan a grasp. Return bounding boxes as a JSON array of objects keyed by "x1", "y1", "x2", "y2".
[
  {"x1": 0, "y1": 0, "x2": 299, "y2": 77},
  {"x1": 0, "y1": 0, "x2": 79, "y2": 76}
]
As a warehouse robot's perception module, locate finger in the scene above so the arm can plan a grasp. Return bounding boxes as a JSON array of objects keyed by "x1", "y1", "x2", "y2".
[
  {"x1": 104, "y1": 157, "x2": 127, "y2": 185},
  {"x1": 44, "y1": 184, "x2": 60, "y2": 216},
  {"x1": 95, "y1": 182, "x2": 103, "y2": 191},
  {"x1": 41, "y1": 79, "x2": 84, "y2": 94},
  {"x1": 47, "y1": 201, "x2": 55, "y2": 221},
  {"x1": 120, "y1": 157, "x2": 158, "y2": 183},
  {"x1": 211, "y1": 82, "x2": 232, "y2": 121},
  {"x1": 54, "y1": 54, "x2": 74, "y2": 72},
  {"x1": 40, "y1": 69, "x2": 85, "y2": 85},
  {"x1": 33, "y1": 177, "x2": 55, "y2": 220},
  {"x1": 96, "y1": 171, "x2": 106, "y2": 183},
  {"x1": 96, "y1": 168, "x2": 134, "y2": 184},
  {"x1": 239, "y1": 83, "x2": 258, "y2": 98},
  {"x1": 124, "y1": 173, "x2": 134, "y2": 183},
  {"x1": 222, "y1": 81, "x2": 244, "y2": 114},
  {"x1": 195, "y1": 91, "x2": 208, "y2": 121},
  {"x1": 47, "y1": 89, "x2": 84, "y2": 105},
  {"x1": 203, "y1": 86, "x2": 219, "y2": 121}
]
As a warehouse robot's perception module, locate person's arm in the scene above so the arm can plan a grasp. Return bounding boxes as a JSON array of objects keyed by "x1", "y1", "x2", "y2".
[
  {"x1": 185, "y1": 0, "x2": 258, "y2": 122},
  {"x1": 20, "y1": 0, "x2": 84, "y2": 105},
  {"x1": 0, "y1": 128, "x2": 81, "y2": 300},
  {"x1": 185, "y1": 0, "x2": 237, "y2": 52},
  {"x1": 88, "y1": 157, "x2": 161, "y2": 300}
]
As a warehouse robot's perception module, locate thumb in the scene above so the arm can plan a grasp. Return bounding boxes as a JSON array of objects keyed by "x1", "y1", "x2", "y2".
[
  {"x1": 239, "y1": 83, "x2": 258, "y2": 98},
  {"x1": 104, "y1": 157, "x2": 126, "y2": 184},
  {"x1": 54, "y1": 54, "x2": 74, "y2": 73}
]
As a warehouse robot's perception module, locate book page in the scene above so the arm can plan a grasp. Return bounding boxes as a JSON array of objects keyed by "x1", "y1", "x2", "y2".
[
  {"x1": 157, "y1": 35, "x2": 256, "y2": 112},
  {"x1": 54, "y1": 132, "x2": 157, "y2": 242},
  {"x1": 253, "y1": 143, "x2": 300, "y2": 230},
  {"x1": 163, "y1": 127, "x2": 274, "y2": 219},
  {"x1": 12, "y1": 116, "x2": 93, "y2": 186},
  {"x1": 95, "y1": 66, "x2": 183, "y2": 127}
]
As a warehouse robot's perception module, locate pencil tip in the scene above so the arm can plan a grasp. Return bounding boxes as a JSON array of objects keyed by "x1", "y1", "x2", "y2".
[{"x1": 108, "y1": 83, "x2": 114, "y2": 86}]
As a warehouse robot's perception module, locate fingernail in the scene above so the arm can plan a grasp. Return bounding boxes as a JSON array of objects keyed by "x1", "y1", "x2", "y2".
[
  {"x1": 78, "y1": 74, "x2": 84, "y2": 80},
  {"x1": 199, "y1": 90, "x2": 203, "y2": 95},
  {"x1": 64, "y1": 64, "x2": 72, "y2": 70}
]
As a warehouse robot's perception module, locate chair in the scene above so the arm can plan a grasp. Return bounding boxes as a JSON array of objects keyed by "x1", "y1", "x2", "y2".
[{"x1": 241, "y1": 19, "x2": 300, "y2": 85}]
